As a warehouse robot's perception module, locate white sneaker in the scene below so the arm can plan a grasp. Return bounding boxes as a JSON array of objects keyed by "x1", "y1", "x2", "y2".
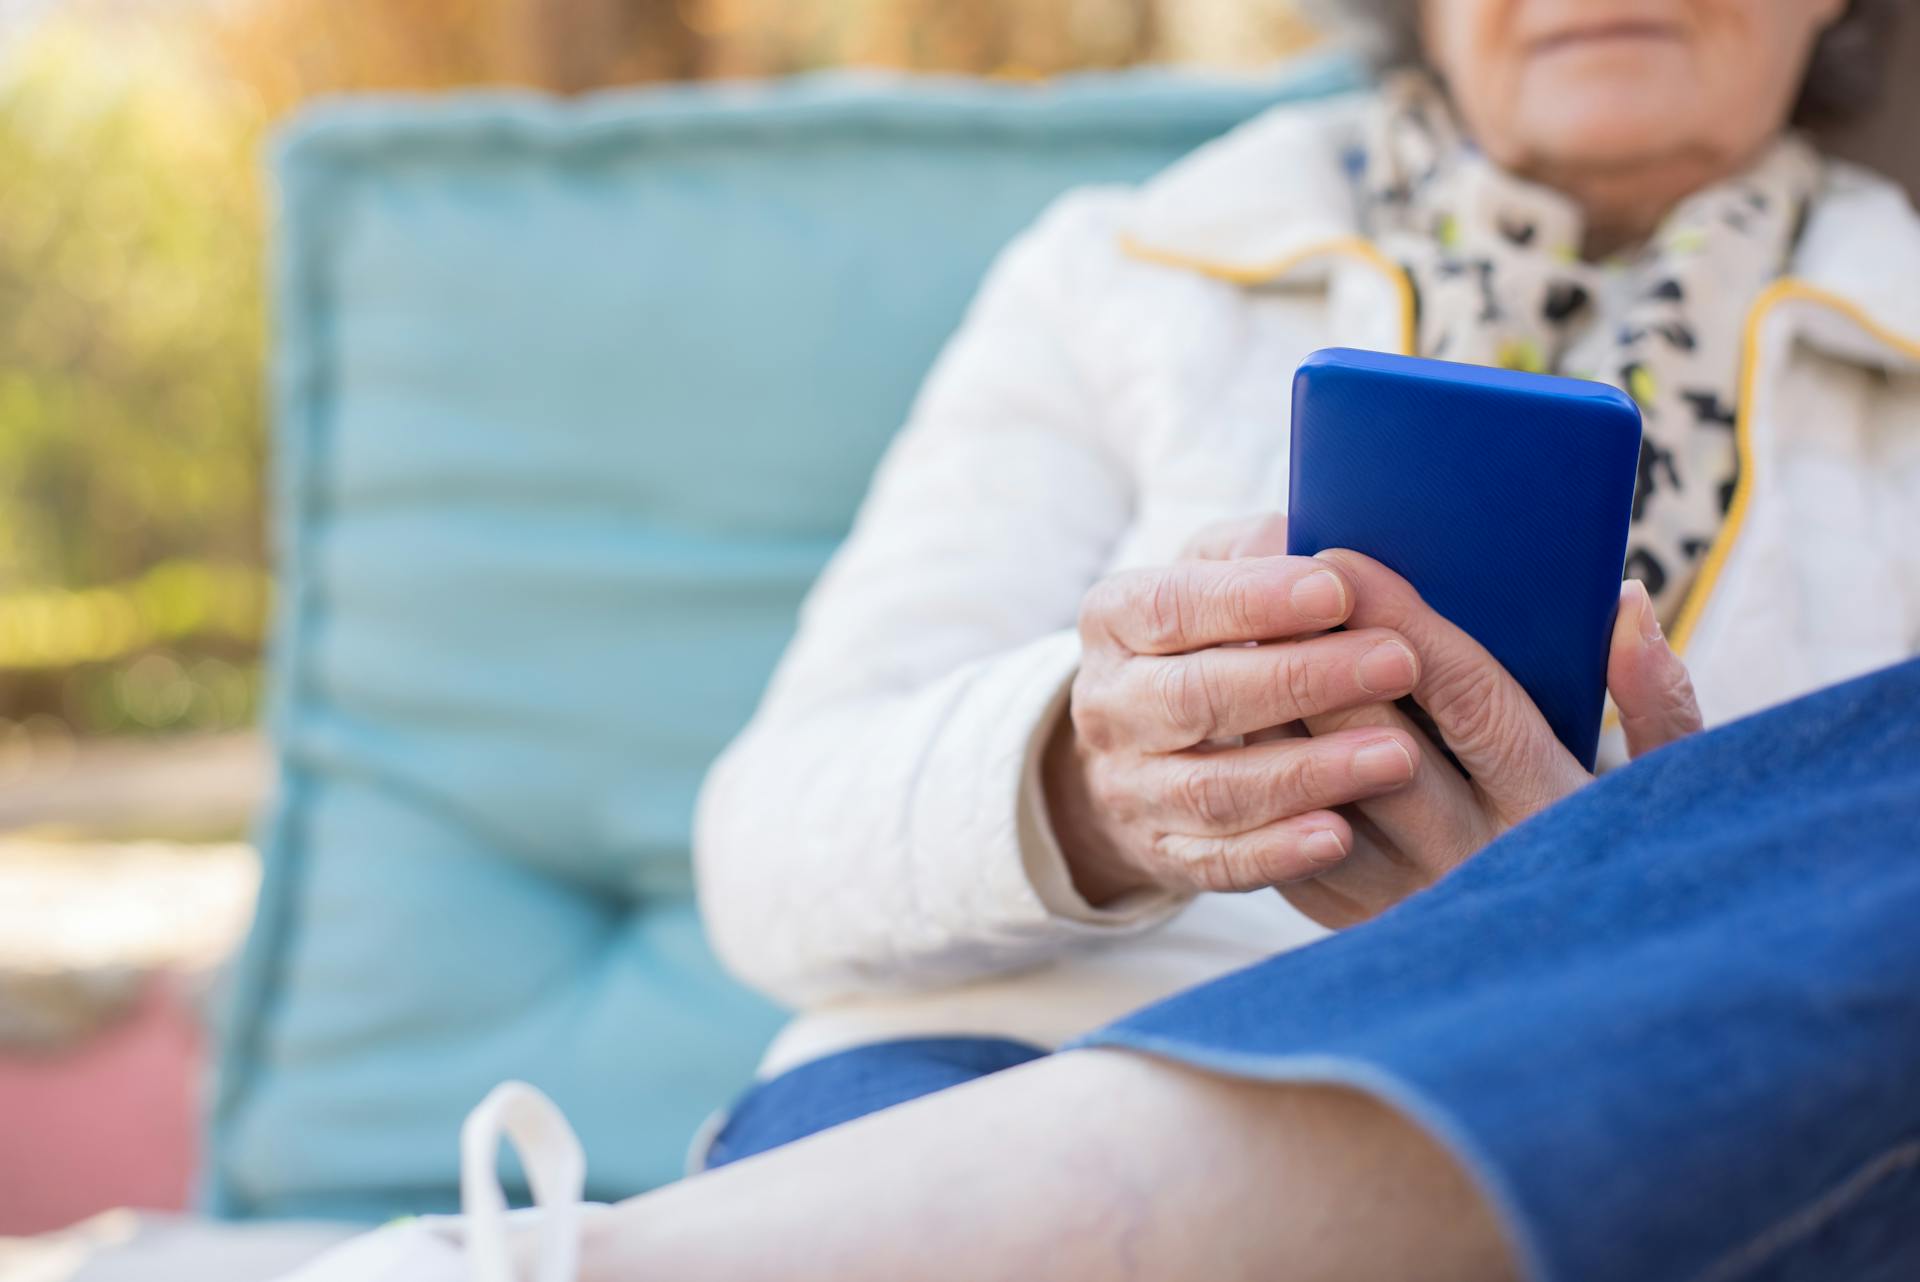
[{"x1": 275, "y1": 1082, "x2": 603, "y2": 1282}]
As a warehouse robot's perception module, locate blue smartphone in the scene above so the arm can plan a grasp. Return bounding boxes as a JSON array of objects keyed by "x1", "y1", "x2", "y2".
[{"x1": 1286, "y1": 347, "x2": 1643, "y2": 772}]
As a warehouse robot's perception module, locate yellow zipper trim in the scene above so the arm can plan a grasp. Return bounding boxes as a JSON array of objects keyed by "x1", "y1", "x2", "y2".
[
  {"x1": 1117, "y1": 233, "x2": 1418, "y2": 356},
  {"x1": 1666, "y1": 279, "x2": 1920, "y2": 656}
]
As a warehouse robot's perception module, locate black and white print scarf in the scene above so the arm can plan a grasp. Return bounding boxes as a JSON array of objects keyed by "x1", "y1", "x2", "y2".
[{"x1": 1352, "y1": 74, "x2": 1820, "y2": 624}]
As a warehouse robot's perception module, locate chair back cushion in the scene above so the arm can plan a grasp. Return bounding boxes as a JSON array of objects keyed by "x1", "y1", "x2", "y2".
[{"x1": 210, "y1": 60, "x2": 1361, "y2": 1221}]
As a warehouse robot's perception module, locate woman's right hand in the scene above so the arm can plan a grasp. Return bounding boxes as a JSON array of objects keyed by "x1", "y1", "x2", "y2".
[{"x1": 1043, "y1": 521, "x2": 1426, "y2": 905}]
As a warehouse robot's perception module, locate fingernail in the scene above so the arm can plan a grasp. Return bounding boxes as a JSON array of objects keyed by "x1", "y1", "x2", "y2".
[
  {"x1": 1635, "y1": 582, "x2": 1663, "y2": 643},
  {"x1": 1290, "y1": 570, "x2": 1347, "y2": 623},
  {"x1": 1355, "y1": 639, "x2": 1417, "y2": 694},
  {"x1": 1352, "y1": 738, "x2": 1416, "y2": 786},
  {"x1": 1303, "y1": 828, "x2": 1349, "y2": 865}
]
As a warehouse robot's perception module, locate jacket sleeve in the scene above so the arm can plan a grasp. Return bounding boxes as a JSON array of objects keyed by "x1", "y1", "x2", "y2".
[{"x1": 694, "y1": 191, "x2": 1188, "y2": 1008}]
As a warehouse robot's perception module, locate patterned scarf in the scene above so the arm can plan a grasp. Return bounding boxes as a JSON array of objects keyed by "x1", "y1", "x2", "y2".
[{"x1": 1352, "y1": 74, "x2": 1820, "y2": 624}]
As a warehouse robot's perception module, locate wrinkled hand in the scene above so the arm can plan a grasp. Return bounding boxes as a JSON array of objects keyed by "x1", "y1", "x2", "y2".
[
  {"x1": 1185, "y1": 516, "x2": 1704, "y2": 928},
  {"x1": 1045, "y1": 513, "x2": 1704, "y2": 919},
  {"x1": 1044, "y1": 516, "x2": 1429, "y2": 904}
]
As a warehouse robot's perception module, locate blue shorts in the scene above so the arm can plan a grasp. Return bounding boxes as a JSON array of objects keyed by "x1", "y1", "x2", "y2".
[{"x1": 706, "y1": 659, "x2": 1920, "y2": 1282}]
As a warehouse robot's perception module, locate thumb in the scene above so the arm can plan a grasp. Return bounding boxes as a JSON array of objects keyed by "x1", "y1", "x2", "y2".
[{"x1": 1608, "y1": 580, "x2": 1704, "y2": 760}]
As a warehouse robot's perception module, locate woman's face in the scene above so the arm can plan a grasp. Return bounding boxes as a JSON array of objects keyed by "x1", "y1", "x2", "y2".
[{"x1": 1420, "y1": 0, "x2": 1845, "y2": 176}]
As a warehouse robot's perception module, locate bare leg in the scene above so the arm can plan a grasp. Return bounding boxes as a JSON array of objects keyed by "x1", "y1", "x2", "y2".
[{"x1": 583, "y1": 1049, "x2": 1517, "y2": 1282}]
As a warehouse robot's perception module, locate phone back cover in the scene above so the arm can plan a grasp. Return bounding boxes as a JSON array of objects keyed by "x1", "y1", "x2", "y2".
[{"x1": 1287, "y1": 348, "x2": 1643, "y2": 771}]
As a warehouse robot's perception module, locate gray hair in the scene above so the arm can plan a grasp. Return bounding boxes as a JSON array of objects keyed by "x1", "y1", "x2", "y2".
[{"x1": 1303, "y1": 0, "x2": 1906, "y2": 126}]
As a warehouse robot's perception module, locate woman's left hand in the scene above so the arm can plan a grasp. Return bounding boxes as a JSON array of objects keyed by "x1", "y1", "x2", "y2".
[{"x1": 1184, "y1": 517, "x2": 1703, "y2": 929}]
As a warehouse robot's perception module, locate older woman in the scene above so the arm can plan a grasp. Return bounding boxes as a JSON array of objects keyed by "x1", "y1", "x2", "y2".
[
  {"x1": 286, "y1": 3, "x2": 1920, "y2": 1281},
  {"x1": 690, "y1": 0, "x2": 1918, "y2": 1257},
  {"x1": 701, "y1": 0, "x2": 1916, "y2": 1063}
]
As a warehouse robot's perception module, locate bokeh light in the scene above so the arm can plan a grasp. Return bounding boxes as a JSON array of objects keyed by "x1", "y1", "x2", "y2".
[{"x1": 0, "y1": 0, "x2": 1321, "y2": 740}]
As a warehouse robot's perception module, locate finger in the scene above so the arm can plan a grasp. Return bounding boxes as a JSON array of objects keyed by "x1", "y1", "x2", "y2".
[
  {"x1": 1302, "y1": 699, "x2": 1487, "y2": 876},
  {"x1": 1315, "y1": 550, "x2": 1589, "y2": 813},
  {"x1": 1151, "y1": 809, "x2": 1356, "y2": 894},
  {"x1": 1140, "y1": 724, "x2": 1423, "y2": 834},
  {"x1": 1180, "y1": 513, "x2": 1291, "y2": 562},
  {"x1": 1608, "y1": 580, "x2": 1704, "y2": 760},
  {"x1": 1279, "y1": 808, "x2": 1438, "y2": 929},
  {"x1": 1109, "y1": 628, "x2": 1420, "y2": 750},
  {"x1": 1084, "y1": 557, "x2": 1354, "y2": 656}
]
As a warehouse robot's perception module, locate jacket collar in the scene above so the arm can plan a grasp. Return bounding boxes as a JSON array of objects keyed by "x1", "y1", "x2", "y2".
[
  {"x1": 1120, "y1": 93, "x2": 1375, "y2": 285},
  {"x1": 1779, "y1": 162, "x2": 1920, "y2": 369},
  {"x1": 1121, "y1": 91, "x2": 1920, "y2": 366}
]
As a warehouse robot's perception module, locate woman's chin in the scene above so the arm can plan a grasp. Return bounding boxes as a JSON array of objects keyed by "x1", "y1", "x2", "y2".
[{"x1": 1512, "y1": 100, "x2": 1710, "y2": 173}]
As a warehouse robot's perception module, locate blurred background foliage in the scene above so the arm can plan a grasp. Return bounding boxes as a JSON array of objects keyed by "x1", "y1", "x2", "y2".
[{"x1": 0, "y1": 0, "x2": 1318, "y2": 745}]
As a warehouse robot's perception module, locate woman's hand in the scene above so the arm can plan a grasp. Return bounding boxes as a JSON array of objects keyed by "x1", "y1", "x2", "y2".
[
  {"x1": 1044, "y1": 514, "x2": 1704, "y2": 925},
  {"x1": 1280, "y1": 548, "x2": 1701, "y2": 927},
  {"x1": 1142, "y1": 515, "x2": 1702, "y2": 928},
  {"x1": 1043, "y1": 518, "x2": 1428, "y2": 904}
]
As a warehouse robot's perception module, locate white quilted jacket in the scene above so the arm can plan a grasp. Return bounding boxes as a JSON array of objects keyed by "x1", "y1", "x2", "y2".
[{"x1": 696, "y1": 94, "x2": 1920, "y2": 1073}]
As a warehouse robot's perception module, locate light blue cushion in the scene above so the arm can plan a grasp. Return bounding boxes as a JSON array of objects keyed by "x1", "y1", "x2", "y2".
[{"x1": 209, "y1": 60, "x2": 1362, "y2": 1221}]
